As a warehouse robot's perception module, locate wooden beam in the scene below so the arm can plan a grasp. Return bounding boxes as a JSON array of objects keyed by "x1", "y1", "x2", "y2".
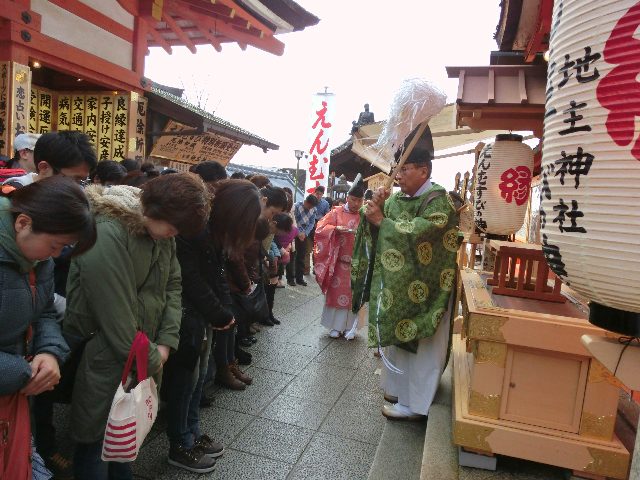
[
  {"x1": 518, "y1": 69, "x2": 528, "y2": 104},
  {"x1": 145, "y1": 19, "x2": 173, "y2": 54},
  {"x1": 525, "y1": 0, "x2": 553, "y2": 63},
  {"x1": 186, "y1": 10, "x2": 283, "y2": 55},
  {"x1": 161, "y1": 10, "x2": 197, "y2": 53},
  {"x1": 5, "y1": 21, "x2": 145, "y2": 92},
  {"x1": 211, "y1": 0, "x2": 274, "y2": 36},
  {"x1": 169, "y1": 4, "x2": 223, "y2": 52},
  {"x1": 46, "y1": 0, "x2": 133, "y2": 42},
  {"x1": 180, "y1": 0, "x2": 235, "y2": 20},
  {"x1": 132, "y1": 15, "x2": 147, "y2": 75},
  {"x1": 0, "y1": 0, "x2": 42, "y2": 31},
  {"x1": 456, "y1": 70, "x2": 465, "y2": 102},
  {"x1": 487, "y1": 69, "x2": 495, "y2": 104}
]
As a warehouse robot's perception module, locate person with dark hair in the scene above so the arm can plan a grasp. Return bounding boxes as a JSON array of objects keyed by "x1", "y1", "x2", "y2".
[
  {"x1": 120, "y1": 158, "x2": 139, "y2": 172},
  {"x1": 259, "y1": 185, "x2": 288, "y2": 220},
  {"x1": 263, "y1": 213, "x2": 293, "y2": 323},
  {"x1": 162, "y1": 179, "x2": 259, "y2": 473},
  {"x1": 315, "y1": 181, "x2": 364, "y2": 339},
  {"x1": 91, "y1": 160, "x2": 127, "y2": 186},
  {"x1": 225, "y1": 217, "x2": 269, "y2": 355},
  {"x1": 293, "y1": 194, "x2": 318, "y2": 286},
  {"x1": 0, "y1": 176, "x2": 96, "y2": 479},
  {"x1": 229, "y1": 171, "x2": 245, "y2": 179},
  {"x1": 63, "y1": 173, "x2": 211, "y2": 479},
  {"x1": 207, "y1": 180, "x2": 262, "y2": 385},
  {"x1": 248, "y1": 174, "x2": 270, "y2": 189},
  {"x1": 192, "y1": 161, "x2": 227, "y2": 184},
  {"x1": 140, "y1": 161, "x2": 157, "y2": 174},
  {"x1": 119, "y1": 170, "x2": 154, "y2": 187},
  {"x1": 3, "y1": 131, "x2": 97, "y2": 188}
]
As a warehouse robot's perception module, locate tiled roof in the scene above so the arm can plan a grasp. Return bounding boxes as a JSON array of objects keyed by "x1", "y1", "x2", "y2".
[
  {"x1": 148, "y1": 86, "x2": 279, "y2": 151},
  {"x1": 227, "y1": 163, "x2": 304, "y2": 198}
]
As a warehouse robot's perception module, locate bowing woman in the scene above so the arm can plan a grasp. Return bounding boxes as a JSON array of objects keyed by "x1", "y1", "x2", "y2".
[{"x1": 0, "y1": 177, "x2": 96, "y2": 479}]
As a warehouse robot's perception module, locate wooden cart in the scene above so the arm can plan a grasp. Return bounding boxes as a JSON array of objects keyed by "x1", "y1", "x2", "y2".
[{"x1": 453, "y1": 268, "x2": 630, "y2": 479}]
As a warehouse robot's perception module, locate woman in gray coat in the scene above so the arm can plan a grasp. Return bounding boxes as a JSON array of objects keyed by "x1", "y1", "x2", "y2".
[{"x1": 0, "y1": 177, "x2": 96, "y2": 479}]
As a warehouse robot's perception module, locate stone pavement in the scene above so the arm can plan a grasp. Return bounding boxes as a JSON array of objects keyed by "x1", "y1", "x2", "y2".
[
  {"x1": 134, "y1": 280, "x2": 384, "y2": 479},
  {"x1": 50, "y1": 279, "x2": 608, "y2": 480}
]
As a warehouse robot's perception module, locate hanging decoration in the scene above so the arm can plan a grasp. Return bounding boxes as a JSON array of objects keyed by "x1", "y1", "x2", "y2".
[
  {"x1": 542, "y1": 0, "x2": 640, "y2": 335},
  {"x1": 474, "y1": 134, "x2": 534, "y2": 235}
]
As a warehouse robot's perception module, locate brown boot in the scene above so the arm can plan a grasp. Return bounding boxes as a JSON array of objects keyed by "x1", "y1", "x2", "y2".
[
  {"x1": 230, "y1": 361, "x2": 253, "y2": 385},
  {"x1": 215, "y1": 365, "x2": 246, "y2": 390}
]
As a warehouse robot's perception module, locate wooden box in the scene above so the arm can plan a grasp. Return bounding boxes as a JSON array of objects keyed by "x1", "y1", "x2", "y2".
[
  {"x1": 454, "y1": 269, "x2": 630, "y2": 479},
  {"x1": 486, "y1": 240, "x2": 565, "y2": 303}
]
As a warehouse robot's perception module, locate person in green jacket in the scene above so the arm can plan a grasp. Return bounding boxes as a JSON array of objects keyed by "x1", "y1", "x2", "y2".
[
  {"x1": 63, "y1": 173, "x2": 211, "y2": 480},
  {"x1": 351, "y1": 125, "x2": 460, "y2": 421}
]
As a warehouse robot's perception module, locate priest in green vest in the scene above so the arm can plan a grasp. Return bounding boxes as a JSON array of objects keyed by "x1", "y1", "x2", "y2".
[{"x1": 351, "y1": 125, "x2": 460, "y2": 421}]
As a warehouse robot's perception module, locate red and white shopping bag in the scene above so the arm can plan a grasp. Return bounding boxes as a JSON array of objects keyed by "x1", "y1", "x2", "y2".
[{"x1": 101, "y1": 331, "x2": 158, "y2": 462}]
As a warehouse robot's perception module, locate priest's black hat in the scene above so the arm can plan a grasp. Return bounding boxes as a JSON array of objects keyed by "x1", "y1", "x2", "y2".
[
  {"x1": 394, "y1": 124, "x2": 434, "y2": 165},
  {"x1": 348, "y1": 173, "x2": 365, "y2": 198}
]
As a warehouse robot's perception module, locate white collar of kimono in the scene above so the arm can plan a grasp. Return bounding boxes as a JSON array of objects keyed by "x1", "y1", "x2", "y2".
[
  {"x1": 343, "y1": 203, "x2": 350, "y2": 213},
  {"x1": 410, "y1": 179, "x2": 433, "y2": 198}
]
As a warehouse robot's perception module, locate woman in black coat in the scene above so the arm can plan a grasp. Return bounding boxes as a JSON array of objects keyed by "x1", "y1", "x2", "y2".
[{"x1": 162, "y1": 179, "x2": 262, "y2": 474}]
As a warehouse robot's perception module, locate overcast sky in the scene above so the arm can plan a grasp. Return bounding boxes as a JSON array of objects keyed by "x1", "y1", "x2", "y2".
[{"x1": 145, "y1": 1, "x2": 501, "y2": 189}]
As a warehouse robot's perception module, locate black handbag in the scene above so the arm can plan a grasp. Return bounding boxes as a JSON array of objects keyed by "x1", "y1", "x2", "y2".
[{"x1": 231, "y1": 282, "x2": 269, "y2": 324}]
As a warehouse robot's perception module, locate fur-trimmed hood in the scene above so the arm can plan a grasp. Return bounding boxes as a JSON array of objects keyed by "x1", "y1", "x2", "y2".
[{"x1": 84, "y1": 184, "x2": 147, "y2": 236}]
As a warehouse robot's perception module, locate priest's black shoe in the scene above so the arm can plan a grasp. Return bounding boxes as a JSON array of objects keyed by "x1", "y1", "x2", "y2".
[
  {"x1": 296, "y1": 280, "x2": 308, "y2": 286},
  {"x1": 238, "y1": 337, "x2": 253, "y2": 348},
  {"x1": 270, "y1": 316, "x2": 281, "y2": 325},
  {"x1": 259, "y1": 317, "x2": 274, "y2": 326}
]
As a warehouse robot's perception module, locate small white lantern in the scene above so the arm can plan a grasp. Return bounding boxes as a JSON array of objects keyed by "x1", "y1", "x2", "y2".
[
  {"x1": 542, "y1": 0, "x2": 640, "y2": 334},
  {"x1": 474, "y1": 134, "x2": 534, "y2": 236}
]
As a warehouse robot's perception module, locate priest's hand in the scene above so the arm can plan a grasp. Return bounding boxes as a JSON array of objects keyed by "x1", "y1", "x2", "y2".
[
  {"x1": 372, "y1": 187, "x2": 390, "y2": 207},
  {"x1": 364, "y1": 200, "x2": 384, "y2": 227}
]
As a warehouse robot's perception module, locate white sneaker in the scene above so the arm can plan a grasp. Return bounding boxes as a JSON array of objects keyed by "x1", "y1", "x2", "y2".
[
  {"x1": 329, "y1": 329, "x2": 341, "y2": 338},
  {"x1": 381, "y1": 403, "x2": 426, "y2": 421},
  {"x1": 344, "y1": 331, "x2": 356, "y2": 341}
]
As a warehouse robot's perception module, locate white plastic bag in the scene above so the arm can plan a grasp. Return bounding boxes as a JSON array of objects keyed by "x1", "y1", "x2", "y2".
[{"x1": 101, "y1": 331, "x2": 158, "y2": 462}]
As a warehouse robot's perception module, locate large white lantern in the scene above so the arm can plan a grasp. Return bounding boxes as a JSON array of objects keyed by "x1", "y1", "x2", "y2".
[
  {"x1": 474, "y1": 134, "x2": 534, "y2": 235},
  {"x1": 542, "y1": 0, "x2": 640, "y2": 335}
]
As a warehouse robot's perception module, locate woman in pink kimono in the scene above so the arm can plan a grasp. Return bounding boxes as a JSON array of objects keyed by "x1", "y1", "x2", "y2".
[{"x1": 314, "y1": 180, "x2": 364, "y2": 339}]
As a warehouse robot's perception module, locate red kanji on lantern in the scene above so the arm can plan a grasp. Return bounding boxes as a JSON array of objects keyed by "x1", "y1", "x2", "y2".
[
  {"x1": 499, "y1": 166, "x2": 532, "y2": 206},
  {"x1": 596, "y1": 2, "x2": 640, "y2": 161}
]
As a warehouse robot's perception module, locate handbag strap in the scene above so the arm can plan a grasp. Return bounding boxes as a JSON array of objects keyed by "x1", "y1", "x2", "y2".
[{"x1": 121, "y1": 331, "x2": 150, "y2": 385}]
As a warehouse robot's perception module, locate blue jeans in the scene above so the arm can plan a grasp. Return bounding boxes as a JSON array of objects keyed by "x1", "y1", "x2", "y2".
[
  {"x1": 167, "y1": 327, "x2": 213, "y2": 449},
  {"x1": 74, "y1": 440, "x2": 132, "y2": 480},
  {"x1": 165, "y1": 360, "x2": 197, "y2": 449},
  {"x1": 187, "y1": 327, "x2": 213, "y2": 443}
]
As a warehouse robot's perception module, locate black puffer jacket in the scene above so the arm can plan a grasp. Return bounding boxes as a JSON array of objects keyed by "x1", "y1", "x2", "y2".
[{"x1": 173, "y1": 229, "x2": 233, "y2": 369}]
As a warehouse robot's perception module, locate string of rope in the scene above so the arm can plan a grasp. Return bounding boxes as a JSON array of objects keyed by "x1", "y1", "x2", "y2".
[{"x1": 613, "y1": 336, "x2": 640, "y2": 377}]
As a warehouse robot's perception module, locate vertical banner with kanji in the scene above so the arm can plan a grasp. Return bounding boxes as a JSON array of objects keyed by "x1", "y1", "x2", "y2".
[
  {"x1": 0, "y1": 62, "x2": 8, "y2": 156},
  {"x1": 98, "y1": 95, "x2": 114, "y2": 161},
  {"x1": 57, "y1": 95, "x2": 71, "y2": 131},
  {"x1": 38, "y1": 90, "x2": 52, "y2": 133},
  {"x1": 127, "y1": 92, "x2": 147, "y2": 162},
  {"x1": 84, "y1": 95, "x2": 98, "y2": 146},
  {"x1": 11, "y1": 63, "x2": 31, "y2": 146},
  {"x1": 29, "y1": 88, "x2": 38, "y2": 133},
  {"x1": 71, "y1": 95, "x2": 85, "y2": 132},
  {"x1": 304, "y1": 92, "x2": 336, "y2": 194},
  {"x1": 112, "y1": 94, "x2": 129, "y2": 160}
]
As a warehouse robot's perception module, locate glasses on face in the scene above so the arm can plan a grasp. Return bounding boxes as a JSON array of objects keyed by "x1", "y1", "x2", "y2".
[
  {"x1": 52, "y1": 168, "x2": 88, "y2": 186},
  {"x1": 397, "y1": 165, "x2": 427, "y2": 176}
]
